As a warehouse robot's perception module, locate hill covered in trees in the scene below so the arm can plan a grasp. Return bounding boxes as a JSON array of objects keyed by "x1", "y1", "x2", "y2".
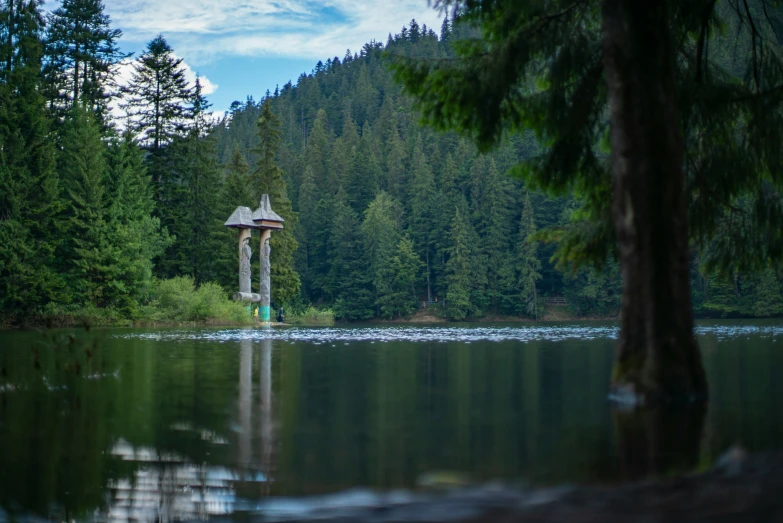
[{"x1": 1, "y1": 0, "x2": 781, "y2": 323}]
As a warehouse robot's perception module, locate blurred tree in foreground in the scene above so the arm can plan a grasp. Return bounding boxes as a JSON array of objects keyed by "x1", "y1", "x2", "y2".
[{"x1": 393, "y1": 0, "x2": 783, "y2": 403}]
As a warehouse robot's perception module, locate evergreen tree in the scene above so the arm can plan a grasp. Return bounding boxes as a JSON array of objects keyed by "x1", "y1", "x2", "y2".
[
  {"x1": 329, "y1": 192, "x2": 374, "y2": 320},
  {"x1": 361, "y1": 192, "x2": 403, "y2": 314},
  {"x1": 344, "y1": 122, "x2": 381, "y2": 212},
  {"x1": 563, "y1": 263, "x2": 621, "y2": 317},
  {"x1": 123, "y1": 35, "x2": 192, "y2": 152},
  {"x1": 749, "y1": 269, "x2": 783, "y2": 318},
  {"x1": 57, "y1": 107, "x2": 114, "y2": 305},
  {"x1": 445, "y1": 203, "x2": 484, "y2": 320},
  {"x1": 409, "y1": 134, "x2": 436, "y2": 302},
  {"x1": 215, "y1": 145, "x2": 252, "y2": 291},
  {"x1": 222, "y1": 145, "x2": 252, "y2": 207},
  {"x1": 518, "y1": 193, "x2": 542, "y2": 318},
  {"x1": 304, "y1": 108, "x2": 330, "y2": 185},
  {"x1": 375, "y1": 236, "x2": 423, "y2": 318},
  {"x1": 296, "y1": 165, "x2": 318, "y2": 298},
  {"x1": 104, "y1": 131, "x2": 170, "y2": 312},
  {"x1": 156, "y1": 79, "x2": 226, "y2": 286},
  {"x1": 122, "y1": 34, "x2": 192, "y2": 206},
  {"x1": 44, "y1": 0, "x2": 125, "y2": 119},
  {"x1": 482, "y1": 158, "x2": 516, "y2": 313},
  {"x1": 252, "y1": 98, "x2": 300, "y2": 304},
  {"x1": 0, "y1": 0, "x2": 64, "y2": 315}
]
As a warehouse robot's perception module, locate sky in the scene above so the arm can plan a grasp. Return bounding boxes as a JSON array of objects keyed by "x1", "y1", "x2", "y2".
[{"x1": 69, "y1": 0, "x2": 443, "y2": 114}]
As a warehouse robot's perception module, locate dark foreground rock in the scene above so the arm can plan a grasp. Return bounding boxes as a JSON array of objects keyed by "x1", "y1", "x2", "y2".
[{"x1": 234, "y1": 453, "x2": 783, "y2": 523}]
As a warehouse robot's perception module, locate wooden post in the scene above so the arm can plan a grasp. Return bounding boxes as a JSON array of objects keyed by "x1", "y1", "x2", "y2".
[
  {"x1": 259, "y1": 229, "x2": 272, "y2": 322},
  {"x1": 238, "y1": 228, "x2": 252, "y2": 294}
]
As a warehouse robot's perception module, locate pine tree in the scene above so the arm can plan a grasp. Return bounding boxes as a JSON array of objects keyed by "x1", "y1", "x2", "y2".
[
  {"x1": 518, "y1": 193, "x2": 542, "y2": 319},
  {"x1": 344, "y1": 122, "x2": 381, "y2": 212},
  {"x1": 122, "y1": 34, "x2": 192, "y2": 206},
  {"x1": 44, "y1": 0, "x2": 125, "y2": 120},
  {"x1": 57, "y1": 107, "x2": 114, "y2": 305},
  {"x1": 104, "y1": 131, "x2": 170, "y2": 312},
  {"x1": 328, "y1": 192, "x2": 374, "y2": 320},
  {"x1": 482, "y1": 158, "x2": 516, "y2": 313},
  {"x1": 252, "y1": 98, "x2": 300, "y2": 304},
  {"x1": 0, "y1": 0, "x2": 64, "y2": 315},
  {"x1": 305, "y1": 108, "x2": 330, "y2": 185},
  {"x1": 222, "y1": 145, "x2": 252, "y2": 207},
  {"x1": 123, "y1": 35, "x2": 192, "y2": 152},
  {"x1": 749, "y1": 269, "x2": 783, "y2": 318},
  {"x1": 161, "y1": 79, "x2": 225, "y2": 286},
  {"x1": 375, "y1": 236, "x2": 423, "y2": 318},
  {"x1": 409, "y1": 134, "x2": 436, "y2": 302},
  {"x1": 361, "y1": 192, "x2": 404, "y2": 314},
  {"x1": 215, "y1": 145, "x2": 252, "y2": 291},
  {"x1": 296, "y1": 165, "x2": 318, "y2": 298},
  {"x1": 445, "y1": 203, "x2": 483, "y2": 320}
]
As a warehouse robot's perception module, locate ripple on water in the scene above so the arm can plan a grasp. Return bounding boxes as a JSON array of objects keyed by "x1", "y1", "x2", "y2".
[{"x1": 114, "y1": 323, "x2": 783, "y2": 344}]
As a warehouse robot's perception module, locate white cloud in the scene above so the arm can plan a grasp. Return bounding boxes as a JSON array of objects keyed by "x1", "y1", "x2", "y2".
[
  {"x1": 113, "y1": 55, "x2": 217, "y2": 94},
  {"x1": 109, "y1": 57, "x2": 219, "y2": 125},
  {"x1": 102, "y1": 0, "x2": 442, "y2": 64}
]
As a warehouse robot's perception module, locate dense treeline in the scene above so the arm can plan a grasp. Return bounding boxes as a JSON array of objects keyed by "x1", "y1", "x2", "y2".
[
  {"x1": 213, "y1": 17, "x2": 783, "y2": 320},
  {"x1": 1, "y1": 0, "x2": 782, "y2": 323}
]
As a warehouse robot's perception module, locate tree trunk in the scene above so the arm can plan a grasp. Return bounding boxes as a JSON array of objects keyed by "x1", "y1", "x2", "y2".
[
  {"x1": 532, "y1": 281, "x2": 538, "y2": 321},
  {"x1": 426, "y1": 249, "x2": 431, "y2": 303},
  {"x1": 613, "y1": 403, "x2": 706, "y2": 480},
  {"x1": 601, "y1": 0, "x2": 707, "y2": 404}
]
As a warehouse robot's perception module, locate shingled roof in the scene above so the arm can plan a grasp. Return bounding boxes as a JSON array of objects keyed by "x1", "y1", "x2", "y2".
[
  {"x1": 252, "y1": 194, "x2": 285, "y2": 224},
  {"x1": 224, "y1": 206, "x2": 258, "y2": 229}
]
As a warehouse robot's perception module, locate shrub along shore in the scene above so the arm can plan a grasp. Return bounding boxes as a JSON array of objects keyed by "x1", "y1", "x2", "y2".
[{"x1": 1, "y1": 276, "x2": 335, "y2": 329}]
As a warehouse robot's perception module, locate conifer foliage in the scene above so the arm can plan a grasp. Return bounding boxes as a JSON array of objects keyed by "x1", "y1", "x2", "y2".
[
  {"x1": 252, "y1": 99, "x2": 301, "y2": 305},
  {"x1": 2, "y1": 1, "x2": 783, "y2": 329}
]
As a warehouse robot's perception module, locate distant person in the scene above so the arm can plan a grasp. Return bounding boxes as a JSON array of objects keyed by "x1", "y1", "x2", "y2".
[{"x1": 277, "y1": 307, "x2": 285, "y2": 323}]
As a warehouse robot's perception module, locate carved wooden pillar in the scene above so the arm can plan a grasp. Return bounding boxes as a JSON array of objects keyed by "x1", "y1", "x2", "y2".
[
  {"x1": 238, "y1": 228, "x2": 252, "y2": 294},
  {"x1": 259, "y1": 229, "x2": 272, "y2": 322}
]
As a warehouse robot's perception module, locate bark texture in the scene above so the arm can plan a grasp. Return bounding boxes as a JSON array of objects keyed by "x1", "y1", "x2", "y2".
[{"x1": 601, "y1": 0, "x2": 707, "y2": 403}]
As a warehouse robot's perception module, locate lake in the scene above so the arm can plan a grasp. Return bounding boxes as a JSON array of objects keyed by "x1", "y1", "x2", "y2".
[{"x1": 1, "y1": 321, "x2": 782, "y2": 520}]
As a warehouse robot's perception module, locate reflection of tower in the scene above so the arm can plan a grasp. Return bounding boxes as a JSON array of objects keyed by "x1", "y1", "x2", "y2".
[
  {"x1": 260, "y1": 339, "x2": 274, "y2": 476},
  {"x1": 238, "y1": 339, "x2": 253, "y2": 466}
]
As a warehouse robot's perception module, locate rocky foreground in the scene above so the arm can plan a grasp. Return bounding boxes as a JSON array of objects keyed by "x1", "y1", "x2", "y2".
[{"x1": 232, "y1": 452, "x2": 782, "y2": 523}]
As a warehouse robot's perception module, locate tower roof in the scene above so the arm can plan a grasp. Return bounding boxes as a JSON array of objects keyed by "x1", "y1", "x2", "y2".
[
  {"x1": 252, "y1": 194, "x2": 285, "y2": 228},
  {"x1": 224, "y1": 206, "x2": 258, "y2": 229}
]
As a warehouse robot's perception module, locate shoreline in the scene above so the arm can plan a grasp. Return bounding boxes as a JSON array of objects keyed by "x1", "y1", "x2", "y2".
[
  {"x1": 246, "y1": 452, "x2": 781, "y2": 523},
  {"x1": 4, "y1": 311, "x2": 783, "y2": 330}
]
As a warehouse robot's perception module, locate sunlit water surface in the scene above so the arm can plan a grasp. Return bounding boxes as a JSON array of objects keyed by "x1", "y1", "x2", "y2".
[{"x1": 1, "y1": 320, "x2": 782, "y2": 521}]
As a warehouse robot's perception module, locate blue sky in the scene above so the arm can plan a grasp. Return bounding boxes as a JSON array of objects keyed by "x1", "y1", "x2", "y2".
[{"x1": 82, "y1": 0, "x2": 442, "y2": 113}]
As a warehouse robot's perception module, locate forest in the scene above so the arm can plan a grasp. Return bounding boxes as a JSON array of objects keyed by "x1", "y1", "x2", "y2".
[{"x1": 1, "y1": 0, "x2": 782, "y2": 325}]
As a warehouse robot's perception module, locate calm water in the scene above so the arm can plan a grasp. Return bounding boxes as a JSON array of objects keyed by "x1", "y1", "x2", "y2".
[{"x1": 1, "y1": 321, "x2": 782, "y2": 520}]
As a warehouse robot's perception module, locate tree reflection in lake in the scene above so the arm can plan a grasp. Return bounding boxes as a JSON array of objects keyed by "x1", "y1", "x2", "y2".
[{"x1": 1, "y1": 322, "x2": 783, "y2": 520}]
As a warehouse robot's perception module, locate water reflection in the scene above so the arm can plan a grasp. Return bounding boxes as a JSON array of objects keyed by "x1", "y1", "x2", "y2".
[
  {"x1": 260, "y1": 339, "x2": 274, "y2": 480},
  {"x1": 613, "y1": 404, "x2": 707, "y2": 480},
  {"x1": 1, "y1": 322, "x2": 783, "y2": 520},
  {"x1": 239, "y1": 339, "x2": 252, "y2": 466},
  {"x1": 102, "y1": 337, "x2": 277, "y2": 521},
  {"x1": 106, "y1": 439, "x2": 254, "y2": 520}
]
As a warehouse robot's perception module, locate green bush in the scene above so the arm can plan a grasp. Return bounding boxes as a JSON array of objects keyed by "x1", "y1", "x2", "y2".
[
  {"x1": 288, "y1": 306, "x2": 335, "y2": 326},
  {"x1": 144, "y1": 276, "x2": 251, "y2": 325}
]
